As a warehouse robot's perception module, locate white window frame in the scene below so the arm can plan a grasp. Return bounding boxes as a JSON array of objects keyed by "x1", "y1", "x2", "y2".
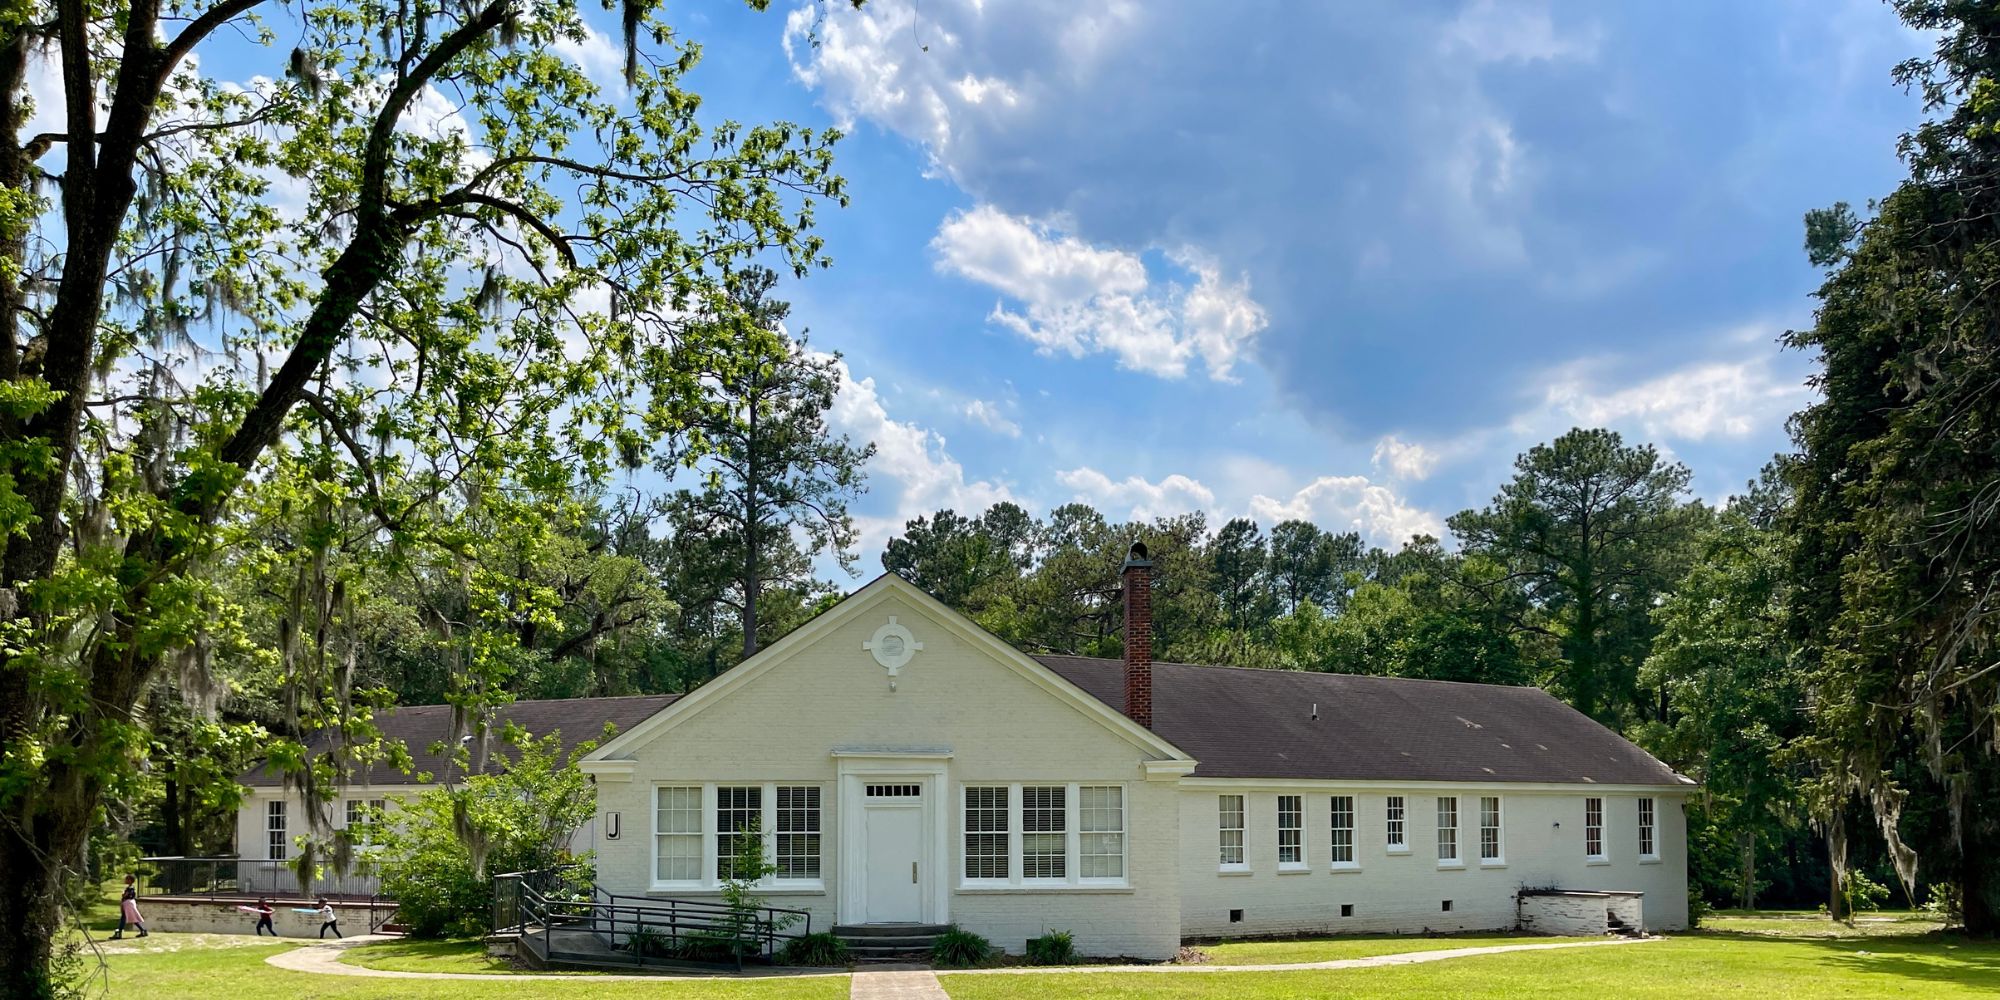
[
  {"x1": 1021, "y1": 785, "x2": 1069, "y2": 882},
  {"x1": 1218, "y1": 794, "x2": 1247, "y2": 872},
  {"x1": 1585, "y1": 796, "x2": 1607, "y2": 863},
  {"x1": 957, "y1": 782, "x2": 1128, "y2": 889},
  {"x1": 962, "y1": 785, "x2": 1011, "y2": 884},
  {"x1": 1638, "y1": 797, "x2": 1659, "y2": 862},
  {"x1": 1079, "y1": 786, "x2": 1126, "y2": 881},
  {"x1": 1479, "y1": 795, "x2": 1504, "y2": 866},
  {"x1": 650, "y1": 783, "x2": 828, "y2": 891},
  {"x1": 266, "y1": 800, "x2": 287, "y2": 861},
  {"x1": 1385, "y1": 794, "x2": 1409, "y2": 854},
  {"x1": 1436, "y1": 795, "x2": 1461, "y2": 867},
  {"x1": 1329, "y1": 795, "x2": 1358, "y2": 870},
  {"x1": 774, "y1": 785, "x2": 823, "y2": 881},
  {"x1": 1277, "y1": 794, "x2": 1306, "y2": 871},
  {"x1": 652, "y1": 785, "x2": 704, "y2": 888}
]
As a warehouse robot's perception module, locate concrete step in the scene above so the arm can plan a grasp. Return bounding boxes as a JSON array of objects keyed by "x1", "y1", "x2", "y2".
[{"x1": 833, "y1": 923, "x2": 951, "y2": 938}]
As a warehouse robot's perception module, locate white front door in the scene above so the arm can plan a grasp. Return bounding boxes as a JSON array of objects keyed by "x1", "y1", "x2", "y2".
[{"x1": 863, "y1": 804, "x2": 924, "y2": 923}]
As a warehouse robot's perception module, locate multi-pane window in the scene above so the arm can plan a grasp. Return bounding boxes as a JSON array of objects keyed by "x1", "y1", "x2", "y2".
[
  {"x1": 1479, "y1": 796, "x2": 1503, "y2": 862},
  {"x1": 1219, "y1": 795, "x2": 1246, "y2": 868},
  {"x1": 1638, "y1": 797, "x2": 1657, "y2": 859},
  {"x1": 1386, "y1": 795, "x2": 1407, "y2": 851},
  {"x1": 345, "y1": 799, "x2": 365, "y2": 829},
  {"x1": 1585, "y1": 797, "x2": 1605, "y2": 860},
  {"x1": 655, "y1": 786, "x2": 703, "y2": 882},
  {"x1": 1079, "y1": 786, "x2": 1126, "y2": 880},
  {"x1": 266, "y1": 801, "x2": 287, "y2": 861},
  {"x1": 1022, "y1": 786, "x2": 1068, "y2": 879},
  {"x1": 775, "y1": 786, "x2": 821, "y2": 880},
  {"x1": 964, "y1": 786, "x2": 1010, "y2": 880},
  {"x1": 1277, "y1": 795, "x2": 1304, "y2": 867},
  {"x1": 1436, "y1": 796, "x2": 1459, "y2": 863},
  {"x1": 1330, "y1": 795, "x2": 1356, "y2": 867},
  {"x1": 716, "y1": 786, "x2": 763, "y2": 880}
]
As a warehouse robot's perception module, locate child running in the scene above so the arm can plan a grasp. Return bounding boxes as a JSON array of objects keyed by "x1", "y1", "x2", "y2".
[{"x1": 315, "y1": 897, "x2": 341, "y2": 939}]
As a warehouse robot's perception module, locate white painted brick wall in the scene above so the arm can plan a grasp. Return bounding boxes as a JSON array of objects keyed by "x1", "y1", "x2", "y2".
[
  {"x1": 590, "y1": 593, "x2": 1183, "y2": 960},
  {"x1": 1518, "y1": 893, "x2": 1609, "y2": 935},
  {"x1": 1176, "y1": 788, "x2": 1687, "y2": 939}
]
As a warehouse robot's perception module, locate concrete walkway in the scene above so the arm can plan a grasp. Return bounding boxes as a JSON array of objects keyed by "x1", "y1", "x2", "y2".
[
  {"x1": 264, "y1": 934, "x2": 849, "y2": 982},
  {"x1": 851, "y1": 969, "x2": 950, "y2": 999},
  {"x1": 944, "y1": 935, "x2": 1659, "y2": 975},
  {"x1": 265, "y1": 933, "x2": 1658, "y2": 984}
]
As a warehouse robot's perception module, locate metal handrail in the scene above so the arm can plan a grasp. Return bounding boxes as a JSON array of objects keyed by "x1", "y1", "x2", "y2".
[{"x1": 505, "y1": 871, "x2": 812, "y2": 971}]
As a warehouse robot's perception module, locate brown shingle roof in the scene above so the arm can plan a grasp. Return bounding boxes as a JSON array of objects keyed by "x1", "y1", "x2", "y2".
[
  {"x1": 238, "y1": 694, "x2": 680, "y2": 787},
  {"x1": 1036, "y1": 656, "x2": 1689, "y2": 787}
]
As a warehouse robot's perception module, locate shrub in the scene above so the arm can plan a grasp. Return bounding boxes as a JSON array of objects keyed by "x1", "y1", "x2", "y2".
[
  {"x1": 1024, "y1": 929, "x2": 1077, "y2": 966},
  {"x1": 1840, "y1": 870, "x2": 1891, "y2": 919},
  {"x1": 673, "y1": 928, "x2": 743, "y2": 964},
  {"x1": 930, "y1": 926, "x2": 995, "y2": 968},
  {"x1": 779, "y1": 932, "x2": 851, "y2": 967},
  {"x1": 1687, "y1": 894, "x2": 1712, "y2": 929},
  {"x1": 1922, "y1": 883, "x2": 1963, "y2": 925}
]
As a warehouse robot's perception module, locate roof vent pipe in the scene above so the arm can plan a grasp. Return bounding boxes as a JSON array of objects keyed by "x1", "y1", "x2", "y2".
[{"x1": 1121, "y1": 541, "x2": 1154, "y2": 729}]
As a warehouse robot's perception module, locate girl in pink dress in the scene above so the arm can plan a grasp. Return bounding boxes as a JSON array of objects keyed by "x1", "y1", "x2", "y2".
[{"x1": 111, "y1": 874, "x2": 148, "y2": 939}]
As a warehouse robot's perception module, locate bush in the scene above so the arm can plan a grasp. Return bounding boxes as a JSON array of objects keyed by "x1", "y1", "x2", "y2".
[
  {"x1": 930, "y1": 926, "x2": 995, "y2": 968},
  {"x1": 1922, "y1": 883, "x2": 1963, "y2": 925},
  {"x1": 1687, "y1": 894, "x2": 1712, "y2": 929},
  {"x1": 778, "y1": 932, "x2": 851, "y2": 967},
  {"x1": 1024, "y1": 929, "x2": 1077, "y2": 966},
  {"x1": 1840, "y1": 870, "x2": 1891, "y2": 918}
]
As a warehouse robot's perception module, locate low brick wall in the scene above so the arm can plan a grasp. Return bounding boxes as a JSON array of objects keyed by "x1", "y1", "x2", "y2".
[
  {"x1": 1516, "y1": 892, "x2": 1610, "y2": 936},
  {"x1": 1605, "y1": 891, "x2": 1645, "y2": 933},
  {"x1": 126, "y1": 898, "x2": 383, "y2": 937}
]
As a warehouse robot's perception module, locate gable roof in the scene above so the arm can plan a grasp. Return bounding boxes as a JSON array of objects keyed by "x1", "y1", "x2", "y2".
[
  {"x1": 239, "y1": 694, "x2": 680, "y2": 788},
  {"x1": 1037, "y1": 656, "x2": 1689, "y2": 788},
  {"x1": 584, "y1": 574, "x2": 1193, "y2": 767}
]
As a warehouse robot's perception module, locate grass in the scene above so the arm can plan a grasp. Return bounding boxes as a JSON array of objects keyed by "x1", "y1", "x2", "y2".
[
  {"x1": 945, "y1": 911, "x2": 1999, "y2": 999},
  {"x1": 337, "y1": 937, "x2": 600, "y2": 975},
  {"x1": 1189, "y1": 931, "x2": 1597, "y2": 965},
  {"x1": 93, "y1": 940, "x2": 851, "y2": 999}
]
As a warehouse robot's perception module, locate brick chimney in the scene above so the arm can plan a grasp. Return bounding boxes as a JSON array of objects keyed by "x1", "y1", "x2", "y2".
[{"x1": 1121, "y1": 541, "x2": 1154, "y2": 729}]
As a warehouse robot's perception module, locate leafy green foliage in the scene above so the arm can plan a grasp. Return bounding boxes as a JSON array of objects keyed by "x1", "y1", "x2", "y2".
[
  {"x1": 375, "y1": 729, "x2": 598, "y2": 937},
  {"x1": 930, "y1": 926, "x2": 996, "y2": 968},
  {"x1": 1025, "y1": 929, "x2": 1079, "y2": 966},
  {"x1": 777, "y1": 932, "x2": 851, "y2": 967}
]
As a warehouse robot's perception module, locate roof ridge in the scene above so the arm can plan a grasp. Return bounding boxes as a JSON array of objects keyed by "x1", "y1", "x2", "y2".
[{"x1": 1032, "y1": 654, "x2": 1546, "y2": 693}]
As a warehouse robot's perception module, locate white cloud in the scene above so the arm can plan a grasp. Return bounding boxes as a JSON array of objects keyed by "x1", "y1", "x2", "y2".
[
  {"x1": 1444, "y1": 0, "x2": 1602, "y2": 64},
  {"x1": 1247, "y1": 476, "x2": 1443, "y2": 547},
  {"x1": 1056, "y1": 467, "x2": 1216, "y2": 524},
  {"x1": 961, "y1": 398, "x2": 1021, "y2": 438},
  {"x1": 819, "y1": 355, "x2": 1013, "y2": 556},
  {"x1": 1536, "y1": 351, "x2": 1808, "y2": 442},
  {"x1": 1371, "y1": 435, "x2": 1438, "y2": 481},
  {"x1": 552, "y1": 22, "x2": 627, "y2": 96},
  {"x1": 1055, "y1": 464, "x2": 1437, "y2": 549},
  {"x1": 782, "y1": 0, "x2": 1129, "y2": 183},
  {"x1": 931, "y1": 205, "x2": 1267, "y2": 380}
]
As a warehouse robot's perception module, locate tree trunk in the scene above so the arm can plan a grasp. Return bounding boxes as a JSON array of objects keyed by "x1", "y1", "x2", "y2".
[{"x1": 1739, "y1": 829, "x2": 1757, "y2": 910}]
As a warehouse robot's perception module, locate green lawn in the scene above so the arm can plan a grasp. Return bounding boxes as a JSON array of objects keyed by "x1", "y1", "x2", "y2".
[
  {"x1": 338, "y1": 938, "x2": 605, "y2": 975},
  {"x1": 1704, "y1": 908, "x2": 1948, "y2": 938},
  {"x1": 1189, "y1": 932, "x2": 1596, "y2": 965},
  {"x1": 86, "y1": 912, "x2": 2000, "y2": 1000},
  {"x1": 97, "y1": 941, "x2": 851, "y2": 999}
]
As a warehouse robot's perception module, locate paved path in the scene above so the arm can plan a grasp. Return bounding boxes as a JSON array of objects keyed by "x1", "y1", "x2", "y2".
[
  {"x1": 944, "y1": 935, "x2": 1659, "y2": 975},
  {"x1": 264, "y1": 935, "x2": 848, "y2": 982},
  {"x1": 851, "y1": 969, "x2": 950, "y2": 999},
  {"x1": 266, "y1": 933, "x2": 1657, "y2": 984}
]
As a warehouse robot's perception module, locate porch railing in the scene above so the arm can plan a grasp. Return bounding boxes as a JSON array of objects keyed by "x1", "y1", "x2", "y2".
[
  {"x1": 135, "y1": 856, "x2": 382, "y2": 899},
  {"x1": 496, "y1": 867, "x2": 812, "y2": 971}
]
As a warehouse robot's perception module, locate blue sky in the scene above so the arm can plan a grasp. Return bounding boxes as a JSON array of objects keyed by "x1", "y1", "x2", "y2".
[
  {"x1": 128, "y1": 0, "x2": 1928, "y2": 570},
  {"x1": 654, "y1": 0, "x2": 1929, "y2": 569}
]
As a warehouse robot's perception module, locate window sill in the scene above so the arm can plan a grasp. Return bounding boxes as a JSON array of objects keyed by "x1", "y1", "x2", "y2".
[
  {"x1": 647, "y1": 883, "x2": 827, "y2": 895},
  {"x1": 1639, "y1": 856, "x2": 1662, "y2": 865},
  {"x1": 1585, "y1": 858, "x2": 1612, "y2": 867},
  {"x1": 1437, "y1": 862, "x2": 1466, "y2": 870},
  {"x1": 1479, "y1": 860, "x2": 1507, "y2": 869},
  {"x1": 1217, "y1": 868, "x2": 1253, "y2": 877},
  {"x1": 1329, "y1": 864, "x2": 1362, "y2": 874},
  {"x1": 1277, "y1": 866, "x2": 1311, "y2": 876},
  {"x1": 955, "y1": 885, "x2": 1133, "y2": 895},
  {"x1": 1384, "y1": 846, "x2": 1411, "y2": 856}
]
